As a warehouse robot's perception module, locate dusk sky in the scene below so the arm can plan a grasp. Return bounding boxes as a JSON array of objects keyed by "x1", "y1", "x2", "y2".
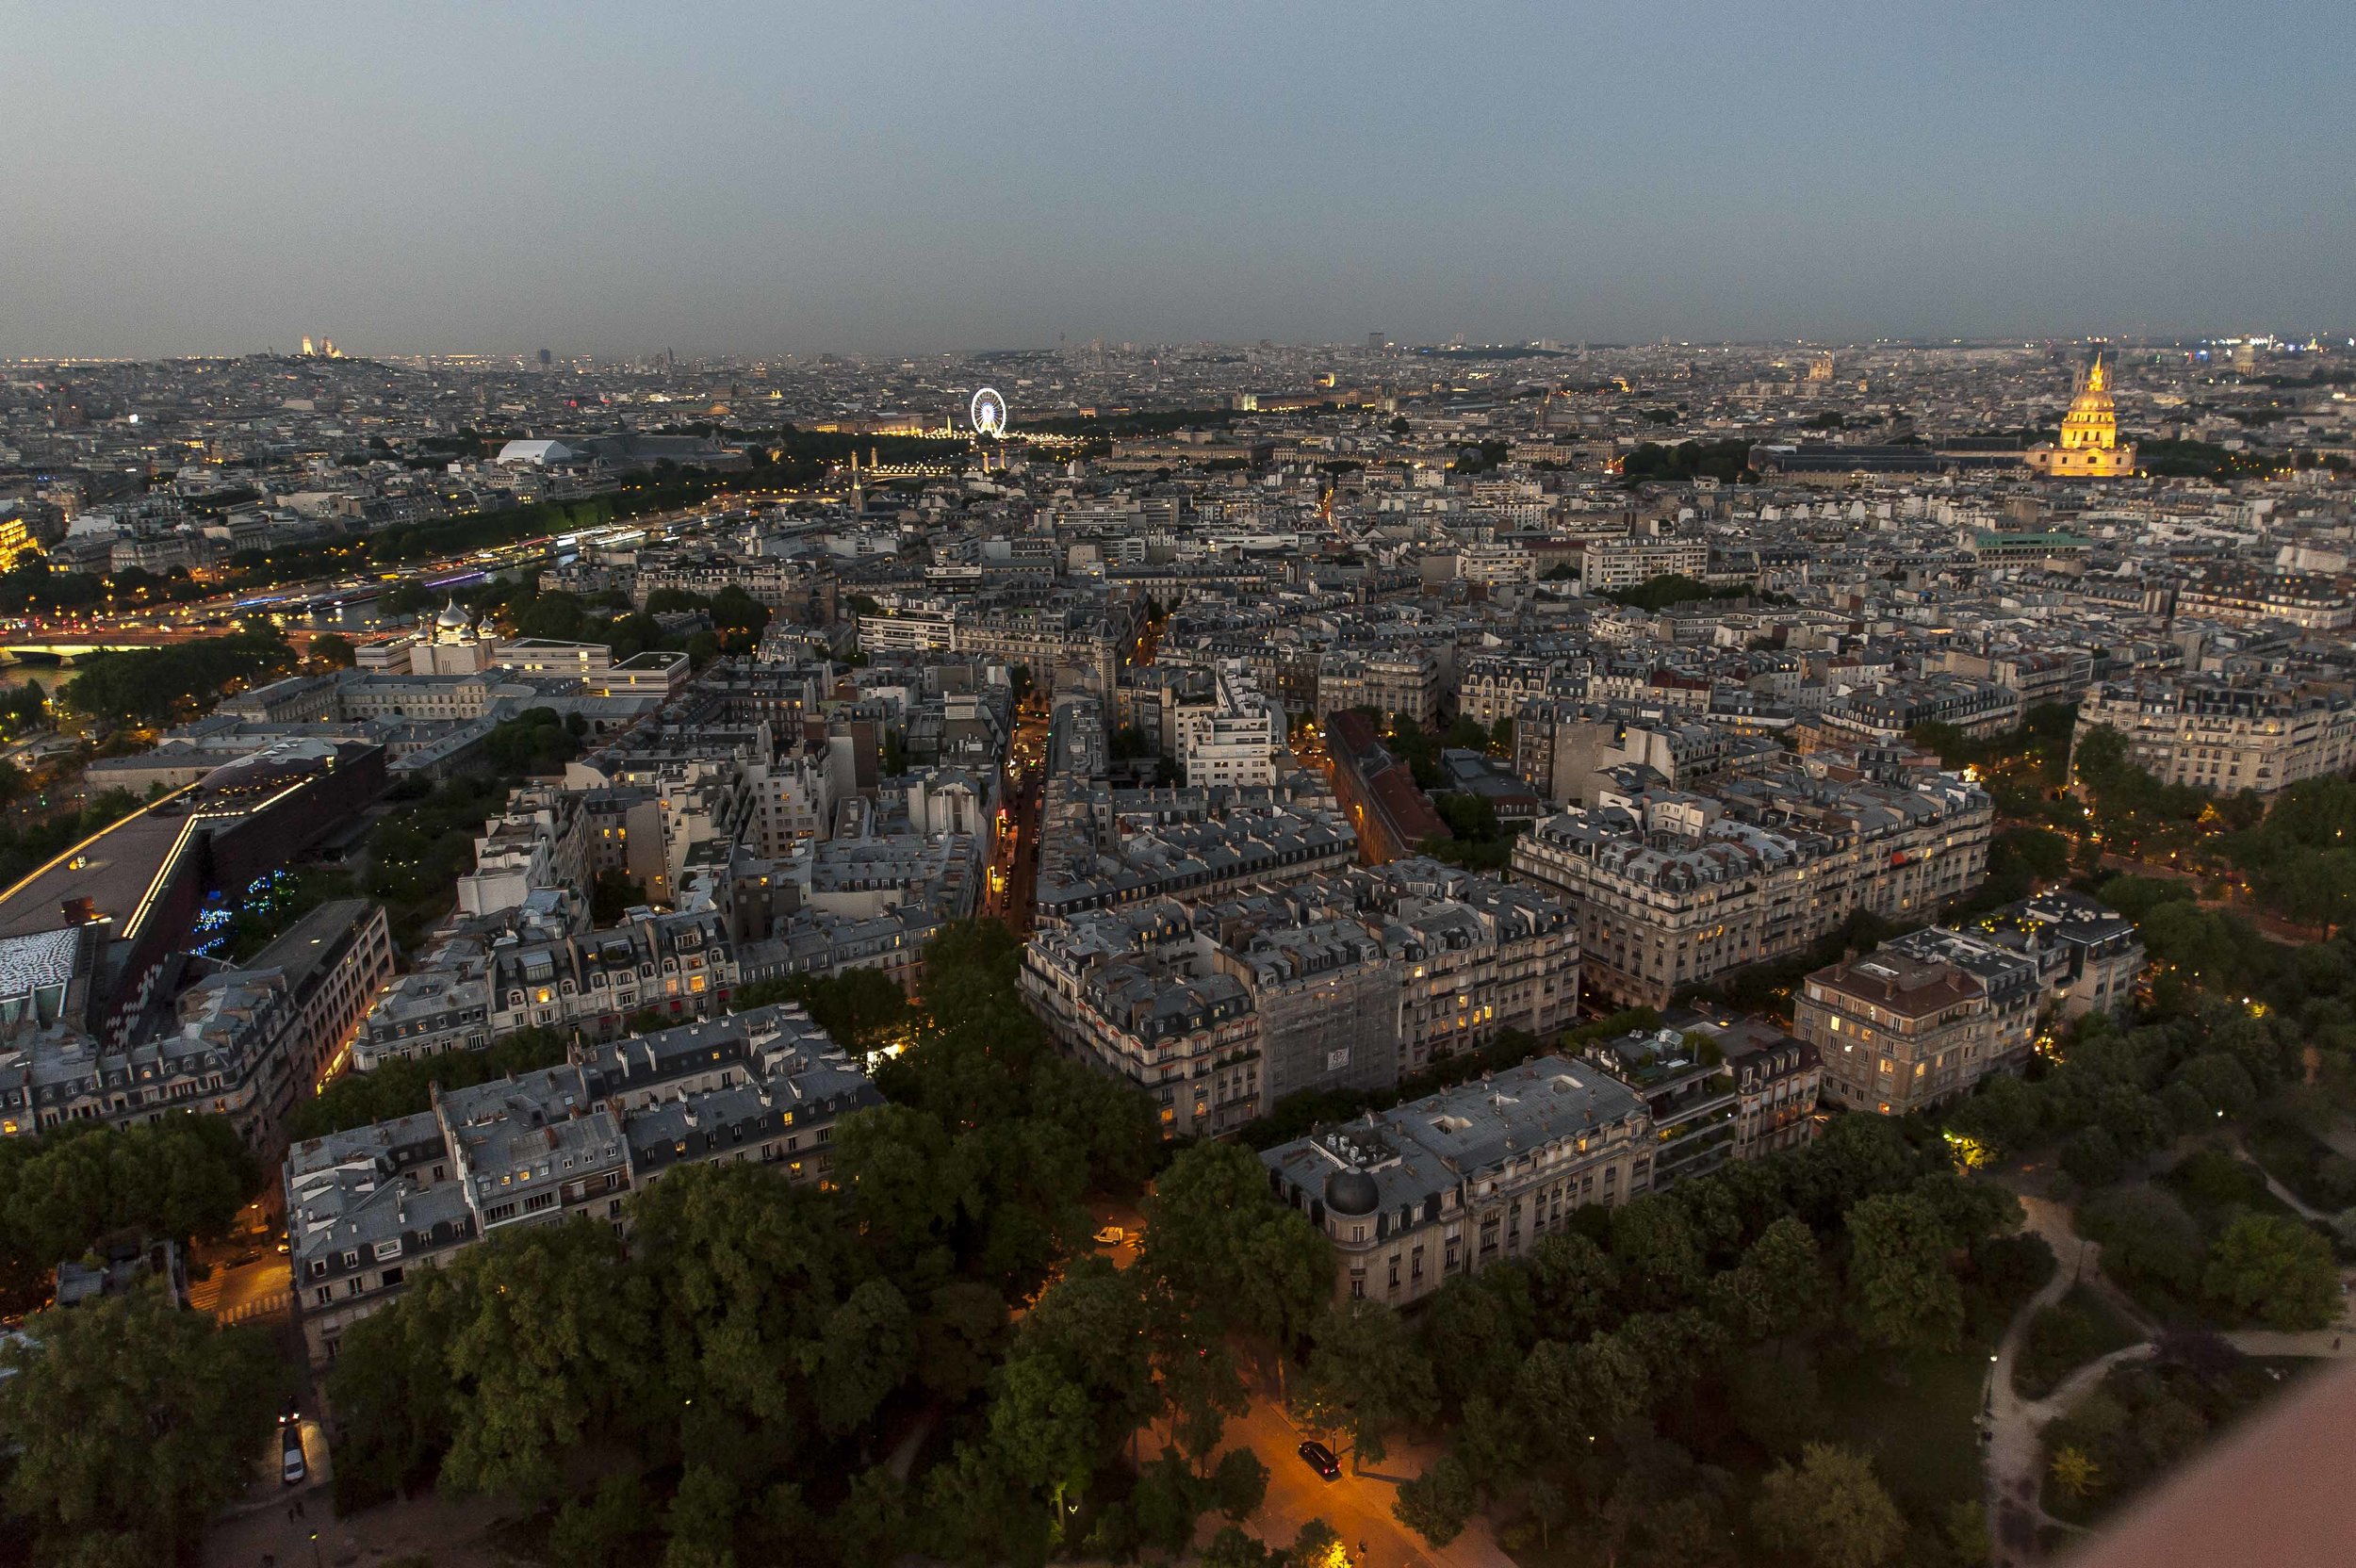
[{"x1": 6, "y1": 1, "x2": 2351, "y2": 358}]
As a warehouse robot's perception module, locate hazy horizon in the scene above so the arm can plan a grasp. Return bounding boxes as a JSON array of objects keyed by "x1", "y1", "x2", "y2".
[{"x1": 6, "y1": 1, "x2": 2351, "y2": 360}]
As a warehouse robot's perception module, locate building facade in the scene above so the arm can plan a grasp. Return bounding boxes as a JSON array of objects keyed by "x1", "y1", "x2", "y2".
[{"x1": 1260, "y1": 1055, "x2": 1651, "y2": 1306}]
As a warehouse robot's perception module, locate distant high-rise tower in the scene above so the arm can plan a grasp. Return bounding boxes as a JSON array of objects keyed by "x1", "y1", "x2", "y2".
[
  {"x1": 537, "y1": 348, "x2": 553, "y2": 369},
  {"x1": 1367, "y1": 331, "x2": 1384, "y2": 351},
  {"x1": 2028, "y1": 351, "x2": 2135, "y2": 479}
]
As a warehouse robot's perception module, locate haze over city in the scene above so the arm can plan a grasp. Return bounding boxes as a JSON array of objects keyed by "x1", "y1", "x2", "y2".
[{"x1": 6, "y1": 1, "x2": 2354, "y2": 357}]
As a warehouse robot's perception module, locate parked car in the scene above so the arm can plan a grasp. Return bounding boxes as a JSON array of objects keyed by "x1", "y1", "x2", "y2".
[
  {"x1": 1297, "y1": 1440, "x2": 1341, "y2": 1481},
  {"x1": 280, "y1": 1428, "x2": 307, "y2": 1486},
  {"x1": 1092, "y1": 1225, "x2": 1124, "y2": 1245}
]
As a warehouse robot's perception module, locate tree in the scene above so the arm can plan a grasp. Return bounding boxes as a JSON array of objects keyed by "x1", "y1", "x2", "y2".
[
  {"x1": 1212, "y1": 1446, "x2": 1268, "y2": 1520},
  {"x1": 1201, "y1": 1525, "x2": 1276, "y2": 1568},
  {"x1": 2201, "y1": 1213, "x2": 2338, "y2": 1330},
  {"x1": 1728, "y1": 1345, "x2": 1830, "y2": 1460},
  {"x1": 1392, "y1": 1450, "x2": 1477, "y2": 1545},
  {"x1": 550, "y1": 1474, "x2": 659, "y2": 1568},
  {"x1": 2077, "y1": 1185, "x2": 2203, "y2": 1299},
  {"x1": 0, "y1": 1285, "x2": 281, "y2": 1562},
  {"x1": 326, "y1": 1261, "x2": 466, "y2": 1510},
  {"x1": 986, "y1": 1352, "x2": 1099, "y2": 1529},
  {"x1": 828, "y1": 1464, "x2": 912, "y2": 1568},
  {"x1": 1943, "y1": 1072, "x2": 2047, "y2": 1162},
  {"x1": 916, "y1": 1279, "x2": 1009, "y2": 1401},
  {"x1": 311, "y1": 631, "x2": 358, "y2": 667},
  {"x1": 1513, "y1": 1331, "x2": 1650, "y2": 1459},
  {"x1": 1527, "y1": 1230, "x2": 1620, "y2": 1341},
  {"x1": 2060, "y1": 1125, "x2": 2125, "y2": 1188},
  {"x1": 1143, "y1": 1140, "x2": 1333, "y2": 1383},
  {"x1": 438, "y1": 1220, "x2": 656, "y2": 1504},
  {"x1": 1843, "y1": 1193, "x2": 1964, "y2": 1353},
  {"x1": 2169, "y1": 1053, "x2": 2258, "y2": 1121},
  {"x1": 1751, "y1": 1443, "x2": 1906, "y2": 1568},
  {"x1": 735, "y1": 967, "x2": 911, "y2": 1051},
  {"x1": 592, "y1": 866, "x2": 646, "y2": 924},
  {"x1": 2050, "y1": 1446, "x2": 2102, "y2": 1500},
  {"x1": 1601, "y1": 1438, "x2": 1736, "y2": 1568},
  {"x1": 0, "y1": 1116, "x2": 255, "y2": 1275},
  {"x1": 1420, "y1": 1270, "x2": 1534, "y2": 1410},
  {"x1": 1524, "y1": 1476, "x2": 1568, "y2": 1551},
  {"x1": 1017, "y1": 1254, "x2": 1159, "y2": 1447},
  {"x1": 1294, "y1": 1298, "x2": 1439, "y2": 1466},
  {"x1": 1609, "y1": 1194, "x2": 1706, "y2": 1312},
  {"x1": 1710, "y1": 1217, "x2": 1825, "y2": 1343},
  {"x1": 1131, "y1": 1448, "x2": 1209, "y2": 1553},
  {"x1": 804, "y1": 1277, "x2": 915, "y2": 1435}
]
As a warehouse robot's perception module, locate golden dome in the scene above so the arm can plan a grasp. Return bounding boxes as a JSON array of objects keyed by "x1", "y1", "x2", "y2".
[{"x1": 2068, "y1": 352, "x2": 2115, "y2": 416}]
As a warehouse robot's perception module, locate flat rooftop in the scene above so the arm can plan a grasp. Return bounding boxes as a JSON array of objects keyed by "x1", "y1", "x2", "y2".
[{"x1": 0, "y1": 798, "x2": 191, "y2": 942}]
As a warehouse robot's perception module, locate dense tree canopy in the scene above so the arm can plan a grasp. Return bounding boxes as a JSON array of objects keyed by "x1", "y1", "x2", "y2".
[
  {"x1": 0, "y1": 1285, "x2": 282, "y2": 1562},
  {"x1": 65, "y1": 629, "x2": 296, "y2": 725},
  {"x1": 325, "y1": 922, "x2": 1207, "y2": 1566},
  {"x1": 0, "y1": 1117, "x2": 254, "y2": 1307}
]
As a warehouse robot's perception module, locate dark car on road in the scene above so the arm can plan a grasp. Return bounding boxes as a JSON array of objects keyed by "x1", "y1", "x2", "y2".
[{"x1": 1298, "y1": 1439, "x2": 1341, "y2": 1480}]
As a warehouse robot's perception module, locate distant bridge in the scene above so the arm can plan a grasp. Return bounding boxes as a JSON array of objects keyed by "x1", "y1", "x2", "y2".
[{"x1": 0, "y1": 639, "x2": 165, "y2": 664}]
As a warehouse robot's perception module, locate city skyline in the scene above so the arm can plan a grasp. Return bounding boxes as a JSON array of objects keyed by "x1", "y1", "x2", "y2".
[{"x1": 5, "y1": 2, "x2": 2353, "y2": 358}]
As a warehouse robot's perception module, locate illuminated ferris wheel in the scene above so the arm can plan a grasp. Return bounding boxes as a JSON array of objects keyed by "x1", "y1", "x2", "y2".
[{"x1": 970, "y1": 386, "x2": 1007, "y2": 438}]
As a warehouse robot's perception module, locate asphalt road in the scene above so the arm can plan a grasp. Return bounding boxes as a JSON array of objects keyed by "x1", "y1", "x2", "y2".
[
  {"x1": 1210, "y1": 1395, "x2": 1512, "y2": 1568},
  {"x1": 198, "y1": 1254, "x2": 291, "y2": 1321}
]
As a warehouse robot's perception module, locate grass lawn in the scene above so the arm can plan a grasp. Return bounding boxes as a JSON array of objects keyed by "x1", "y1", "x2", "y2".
[
  {"x1": 2243, "y1": 1117, "x2": 2354, "y2": 1213},
  {"x1": 2162, "y1": 1147, "x2": 2299, "y2": 1229},
  {"x1": 1818, "y1": 1344, "x2": 1989, "y2": 1512}
]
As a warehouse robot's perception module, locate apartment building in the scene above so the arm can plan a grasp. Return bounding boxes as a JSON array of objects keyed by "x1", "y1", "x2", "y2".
[
  {"x1": 861, "y1": 596, "x2": 1138, "y2": 692},
  {"x1": 2174, "y1": 571, "x2": 2354, "y2": 633},
  {"x1": 2073, "y1": 676, "x2": 2356, "y2": 798},
  {"x1": 1511, "y1": 765, "x2": 1992, "y2": 1009},
  {"x1": 1358, "y1": 863, "x2": 1579, "y2": 1075},
  {"x1": 1020, "y1": 902, "x2": 1288, "y2": 1139},
  {"x1": 1455, "y1": 540, "x2": 1535, "y2": 589},
  {"x1": 356, "y1": 966, "x2": 491, "y2": 1070},
  {"x1": 1578, "y1": 1014, "x2": 1821, "y2": 1181},
  {"x1": 1710, "y1": 1017, "x2": 1822, "y2": 1163},
  {"x1": 1260, "y1": 1055, "x2": 1651, "y2": 1306},
  {"x1": 1034, "y1": 801, "x2": 1357, "y2": 923},
  {"x1": 1579, "y1": 534, "x2": 1709, "y2": 591},
  {"x1": 1173, "y1": 664, "x2": 1280, "y2": 789},
  {"x1": 286, "y1": 1004, "x2": 877, "y2": 1363},
  {"x1": 455, "y1": 790, "x2": 592, "y2": 918},
  {"x1": 286, "y1": 1067, "x2": 629, "y2": 1363},
  {"x1": 2007, "y1": 889, "x2": 2144, "y2": 1019},
  {"x1": 1456, "y1": 656, "x2": 1572, "y2": 730},
  {"x1": 1818, "y1": 677, "x2": 2023, "y2": 745},
  {"x1": 1794, "y1": 950, "x2": 1993, "y2": 1117},
  {"x1": 487, "y1": 906, "x2": 737, "y2": 1038},
  {"x1": 1514, "y1": 701, "x2": 1769, "y2": 808},
  {"x1": 1021, "y1": 858, "x2": 1577, "y2": 1136},
  {"x1": 1317, "y1": 648, "x2": 1448, "y2": 725}
]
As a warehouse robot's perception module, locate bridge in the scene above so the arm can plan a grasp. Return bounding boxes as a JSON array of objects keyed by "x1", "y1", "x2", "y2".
[{"x1": 0, "y1": 636, "x2": 175, "y2": 664}]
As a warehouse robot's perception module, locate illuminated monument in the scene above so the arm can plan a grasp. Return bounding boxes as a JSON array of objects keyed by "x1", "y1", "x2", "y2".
[{"x1": 2028, "y1": 351, "x2": 2135, "y2": 479}]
